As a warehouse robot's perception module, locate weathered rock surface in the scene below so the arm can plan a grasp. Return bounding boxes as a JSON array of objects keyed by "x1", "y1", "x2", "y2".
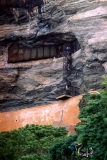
[
  {"x1": 0, "y1": 0, "x2": 107, "y2": 111},
  {"x1": 0, "y1": 54, "x2": 64, "y2": 111}
]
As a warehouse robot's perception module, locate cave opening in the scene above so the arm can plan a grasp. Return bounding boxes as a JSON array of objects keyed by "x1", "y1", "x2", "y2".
[
  {"x1": 7, "y1": 36, "x2": 81, "y2": 99},
  {"x1": 8, "y1": 38, "x2": 81, "y2": 63}
]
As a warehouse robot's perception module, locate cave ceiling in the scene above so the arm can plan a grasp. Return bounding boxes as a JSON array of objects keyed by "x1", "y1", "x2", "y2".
[
  {"x1": 0, "y1": 0, "x2": 76, "y2": 48},
  {"x1": 0, "y1": 0, "x2": 43, "y2": 13}
]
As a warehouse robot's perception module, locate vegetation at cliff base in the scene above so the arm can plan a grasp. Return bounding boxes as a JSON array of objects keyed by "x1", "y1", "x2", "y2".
[
  {"x1": 0, "y1": 125, "x2": 67, "y2": 160},
  {"x1": 49, "y1": 76, "x2": 107, "y2": 160}
]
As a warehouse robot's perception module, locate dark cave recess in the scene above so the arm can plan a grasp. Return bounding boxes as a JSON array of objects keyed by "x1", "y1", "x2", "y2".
[{"x1": 8, "y1": 39, "x2": 81, "y2": 63}]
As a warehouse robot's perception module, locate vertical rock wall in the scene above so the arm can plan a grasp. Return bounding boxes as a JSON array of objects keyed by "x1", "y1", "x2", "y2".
[{"x1": 0, "y1": 0, "x2": 107, "y2": 111}]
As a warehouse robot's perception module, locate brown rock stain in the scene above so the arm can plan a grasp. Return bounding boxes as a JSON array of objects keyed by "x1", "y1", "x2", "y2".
[{"x1": 0, "y1": 95, "x2": 82, "y2": 133}]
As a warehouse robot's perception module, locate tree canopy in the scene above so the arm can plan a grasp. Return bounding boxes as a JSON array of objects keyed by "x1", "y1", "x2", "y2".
[
  {"x1": 0, "y1": 124, "x2": 67, "y2": 160},
  {"x1": 49, "y1": 76, "x2": 107, "y2": 160}
]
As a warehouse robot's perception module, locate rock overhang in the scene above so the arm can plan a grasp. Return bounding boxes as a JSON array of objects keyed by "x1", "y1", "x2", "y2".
[{"x1": 0, "y1": 0, "x2": 107, "y2": 111}]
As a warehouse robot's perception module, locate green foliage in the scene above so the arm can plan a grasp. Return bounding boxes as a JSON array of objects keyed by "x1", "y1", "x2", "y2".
[
  {"x1": 101, "y1": 75, "x2": 107, "y2": 90},
  {"x1": 79, "y1": 93, "x2": 91, "y2": 109},
  {"x1": 49, "y1": 76, "x2": 107, "y2": 160},
  {"x1": 0, "y1": 124, "x2": 68, "y2": 160},
  {"x1": 74, "y1": 76, "x2": 107, "y2": 160},
  {"x1": 49, "y1": 134, "x2": 78, "y2": 160}
]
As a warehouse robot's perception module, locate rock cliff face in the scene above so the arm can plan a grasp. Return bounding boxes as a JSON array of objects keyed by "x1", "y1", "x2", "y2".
[{"x1": 0, "y1": 0, "x2": 107, "y2": 111}]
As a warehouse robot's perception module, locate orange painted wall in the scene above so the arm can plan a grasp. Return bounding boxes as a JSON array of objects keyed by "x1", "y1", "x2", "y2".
[{"x1": 0, "y1": 95, "x2": 82, "y2": 133}]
